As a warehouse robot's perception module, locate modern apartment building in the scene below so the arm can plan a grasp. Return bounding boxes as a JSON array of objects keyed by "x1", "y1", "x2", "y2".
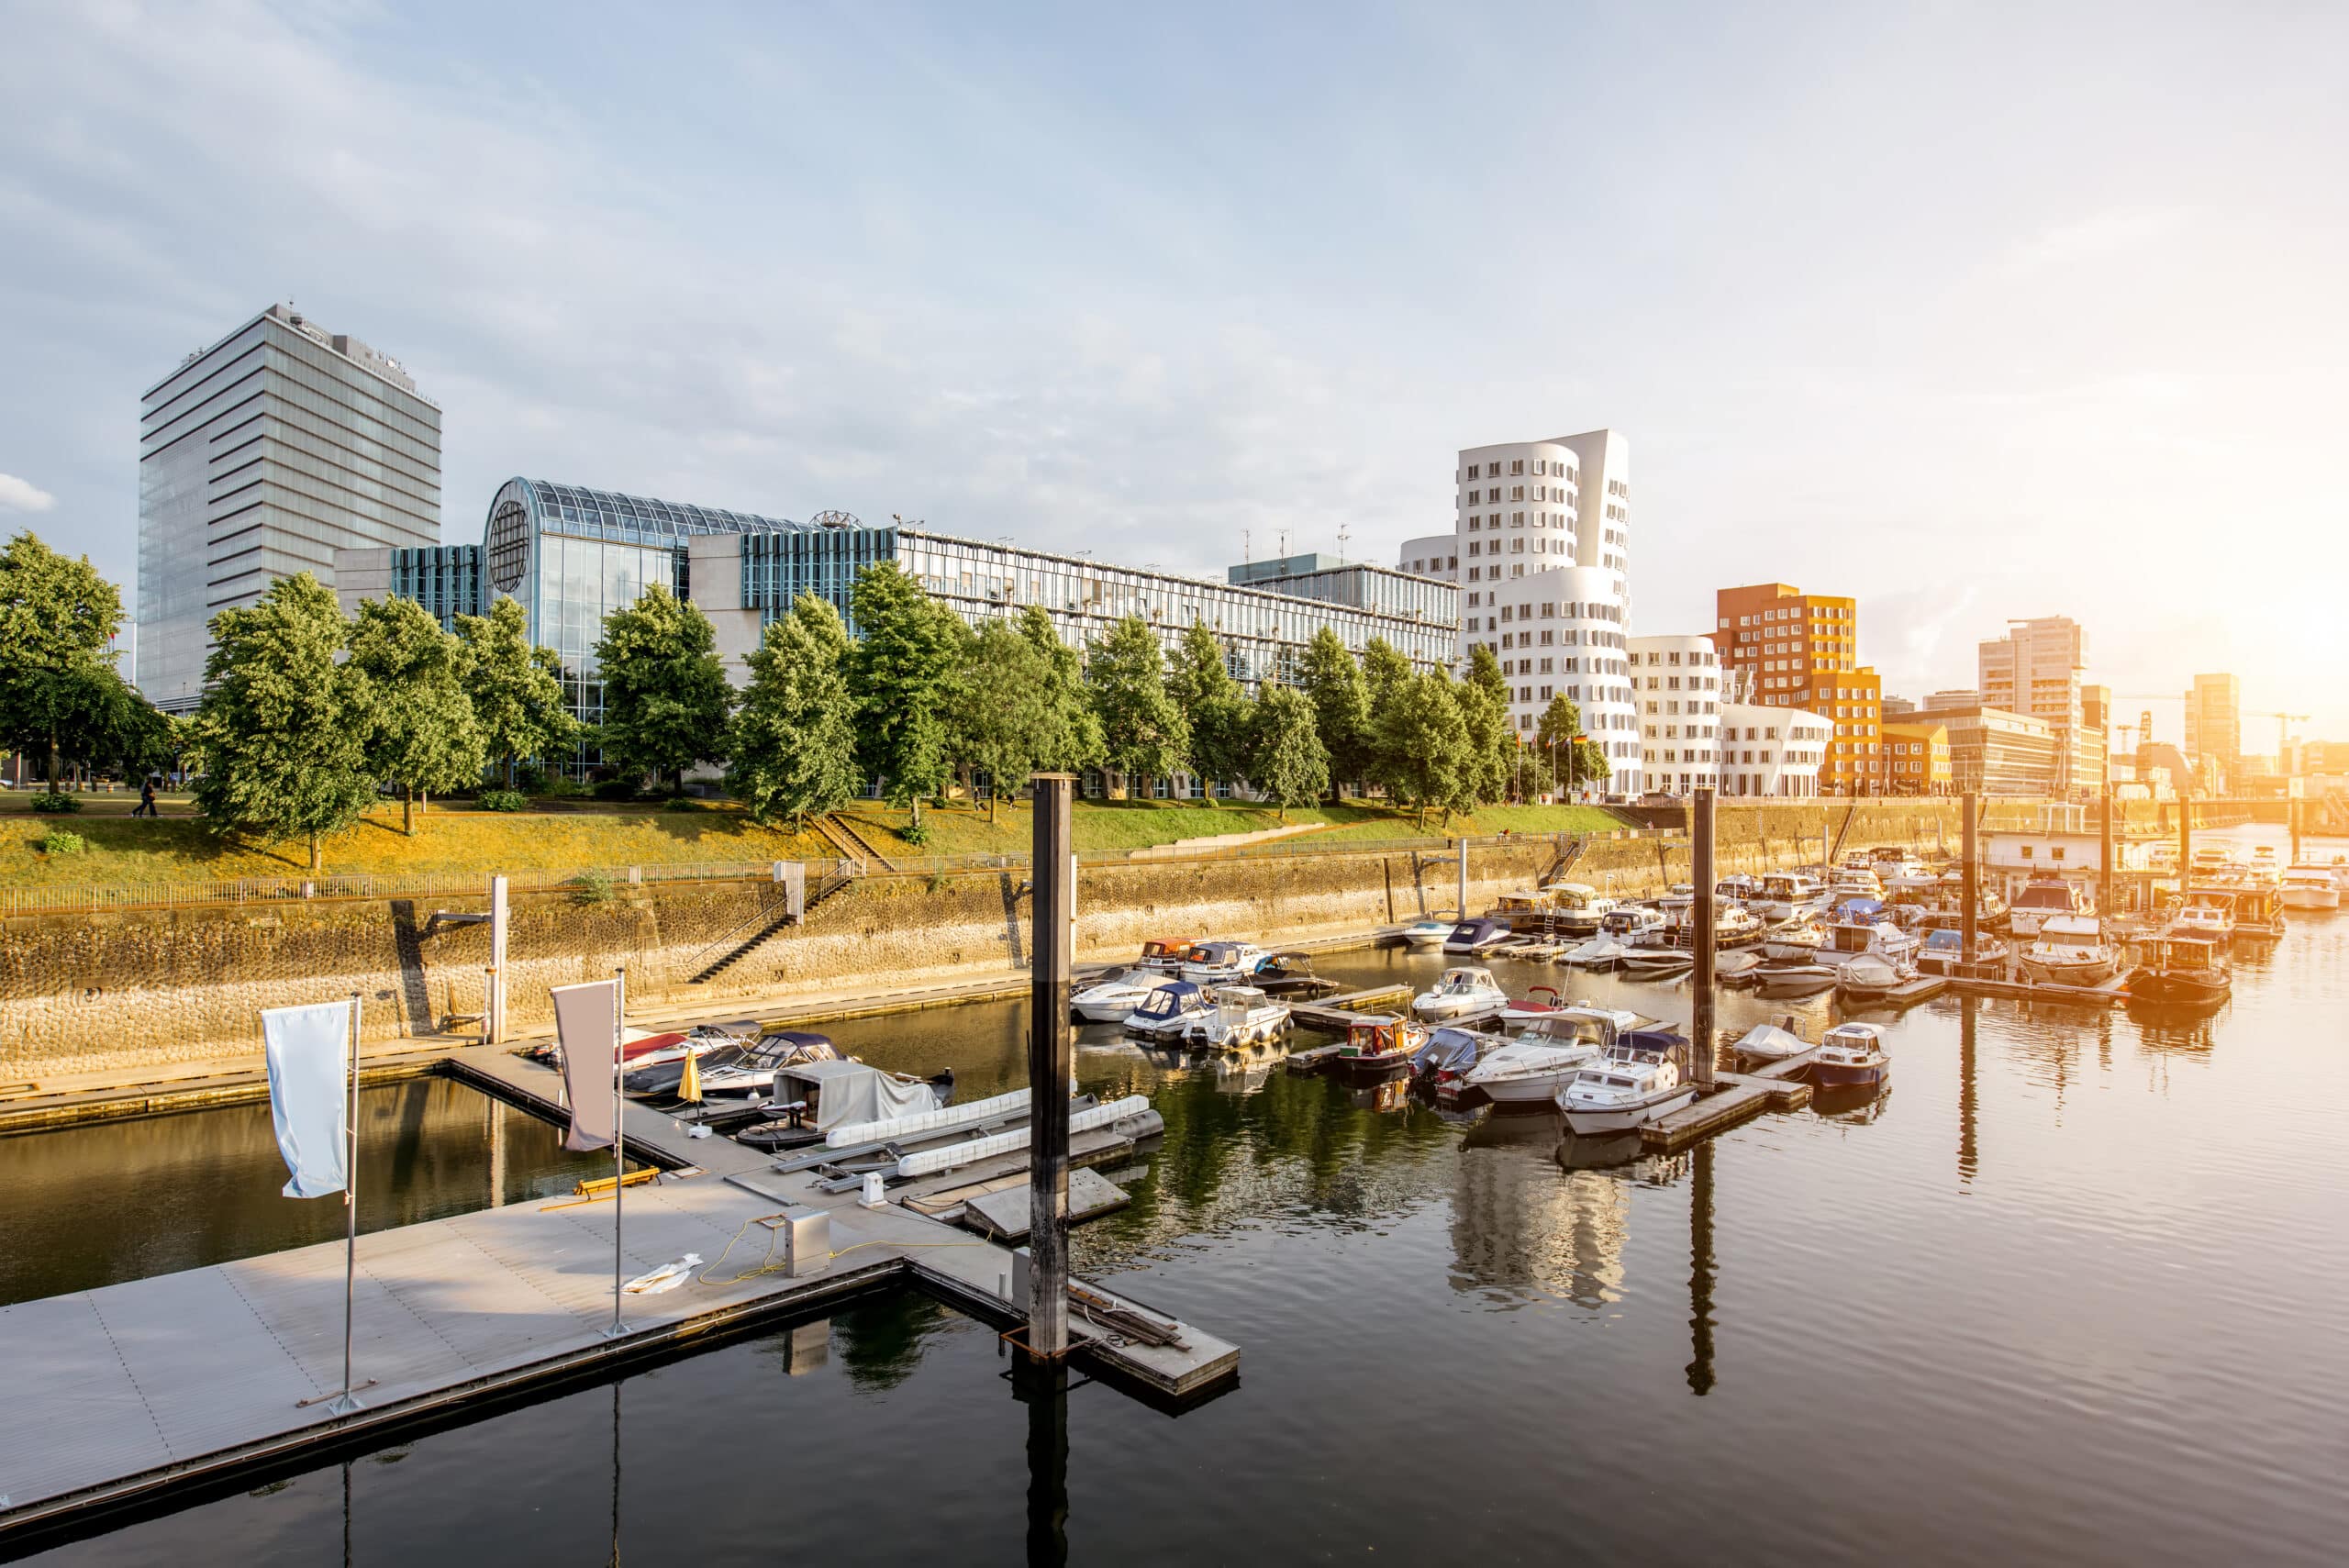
[
  {"x1": 1882, "y1": 720, "x2": 1954, "y2": 795},
  {"x1": 1710, "y1": 583, "x2": 1880, "y2": 793},
  {"x1": 1715, "y1": 704, "x2": 1832, "y2": 797},
  {"x1": 340, "y1": 480, "x2": 1459, "y2": 776},
  {"x1": 139, "y1": 304, "x2": 440, "y2": 712},
  {"x1": 1977, "y1": 616, "x2": 2093, "y2": 795},
  {"x1": 1397, "y1": 534, "x2": 1458, "y2": 584},
  {"x1": 1932, "y1": 706, "x2": 2062, "y2": 795},
  {"x1": 1627, "y1": 634, "x2": 1724, "y2": 795},
  {"x1": 2184, "y1": 673, "x2": 2241, "y2": 788},
  {"x1": 1449, "y1": 430, "x2": 1642, "y2": 791}
]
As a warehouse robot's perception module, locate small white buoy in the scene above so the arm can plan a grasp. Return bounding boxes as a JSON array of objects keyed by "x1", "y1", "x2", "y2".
[{"x1": 861, "y1": 1171, "x2": 887, "y2": 1207}]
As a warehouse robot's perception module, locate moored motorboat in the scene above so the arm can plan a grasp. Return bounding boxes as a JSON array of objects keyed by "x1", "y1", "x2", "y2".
[
  {"x1": 1333, "y1": 1015, "x2": 1429, "y2": 1073},
  {"x1": 2282, "y1": 865, "x2": 2342, "y2": 911},
  {"x1": 1181, "y1": 940, "x2": 1273, "y2": 984},
  {"x1": 2124, "y1": 933, "x2": 2232, "y2": 1006},
  {"x1": 1755, "y1": 962, "x2": 1838, "y2": 999},
  {"x1": 1134, "y1": 936, "x2": 1199, "y2": 973},
  {"x1": 1252, "y1": 951, "x2": 1342, "y2": 998},
  {"x1": 1915, "y1": 928, "x2": 2009, "y2": 977},
  {"x1": 1443, "y1": 917, "x2": 1512, "y2": 954},
  {"x1": 1809, "y1": 1021, "x2": 1889, "y2": 1087},
  {"x1": 1072, "y1": 967, "x2": 1167, "y2": 1022},
  {"x1": 1716, "y1": 949, "x2": 1765, "y2": 986},
  {"x1": 2019, "y1": 914, "x2": 2117, "y2": 987},
  {"x1": 1729, "y1": 1020, "x2": 1809, "y2": 1066},
  {"x1": 1461, "y1": 1005, "x2": 1642, "y2": 1106},
  {"x1": 1124, "y1": 979, "x2": 1214, "y2": 1040},
  {"x1": 1399, "y1": 918, "x2": 1454, "y2": 949},
  {"x1": 1179, "y1": 985, "x2": 1292, "y2": 1049},
  {"x1": 1409, "y1": 1026, "x2": 1486, "y2": 1099},
  {"x1": 1546, "y1": 884, "x2": 1617, "y2": 937},
  {"x1": 1835, "y1": 953, "x2": 1909, "y2": 1004},
  {"x1": 1555, "y1": 1029, "x2": 1697, "y2": 1133},
  {"x1": 2009, "y1": 876, "x2": 2093, "y2": 938},
  {"x1": 1412, "y1": 965, "x2": 1509, "y2": 1020},
  {"x1": 1619, "y1": 943, "x2": 1695, "y2": 978}
]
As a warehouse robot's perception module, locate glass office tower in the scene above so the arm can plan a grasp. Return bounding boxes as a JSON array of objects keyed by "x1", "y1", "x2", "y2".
[{"x1": 137, "y1": 304, "x2": 440, "y2": 711}]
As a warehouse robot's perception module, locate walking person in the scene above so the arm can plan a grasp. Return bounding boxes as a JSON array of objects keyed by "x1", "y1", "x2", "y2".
[{"x1": 132, "y1": 775, "x2": 158, "y2": 818}]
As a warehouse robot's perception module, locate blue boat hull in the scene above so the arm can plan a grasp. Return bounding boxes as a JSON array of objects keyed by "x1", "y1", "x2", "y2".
[{"x1": 1809, "y1": 1061, "x2": 1888, "y2": 1087}]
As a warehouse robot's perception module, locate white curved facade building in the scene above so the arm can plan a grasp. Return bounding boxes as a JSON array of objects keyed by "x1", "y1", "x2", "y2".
[
  {"x1": 1629, "y1": 634, "x2": 1724, "y2": 795},
  {"x1": 1716, "y1": 703, "x2": 1831, "y2": 796},
  {"x1": 1453, "y1": 430, "x2": 1641, "y2": 793},
  {"x1": 1398, "y1": 532, "x2": 1459, "y2": 583}
]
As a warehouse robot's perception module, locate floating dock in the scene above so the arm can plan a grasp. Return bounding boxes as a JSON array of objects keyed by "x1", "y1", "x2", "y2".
[
  {"x1": 1641, "y1": 1066, "x2": 1813, "y2": 1151},
  {"x1": 1286, "y1": 984, "x2": 1412, "y2": 1033},
  {"x1": 0, "y1": 1048, "x2": 1236, "y2": 1540}
]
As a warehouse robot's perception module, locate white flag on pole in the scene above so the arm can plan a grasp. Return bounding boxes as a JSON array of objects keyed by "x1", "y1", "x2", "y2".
[
  {"x1": 552, "y1": 978, "x2": 621, "y2": 1152},
  {"x1": 262, "y1": 999, "x2": 355, "y2": 1199}
]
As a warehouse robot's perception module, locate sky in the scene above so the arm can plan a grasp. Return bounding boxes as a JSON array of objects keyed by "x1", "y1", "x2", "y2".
[{"x1": 3, "y1": 0, "x2": 2344, "y2": 744}]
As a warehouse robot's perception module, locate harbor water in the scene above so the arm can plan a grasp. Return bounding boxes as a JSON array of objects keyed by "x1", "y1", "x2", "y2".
[{"x1": 17, "y1": 826, "x2": 2349, "y2": 1565}]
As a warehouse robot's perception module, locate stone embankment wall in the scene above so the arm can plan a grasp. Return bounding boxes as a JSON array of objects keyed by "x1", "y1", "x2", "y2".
[{"x1": 0, "y1": 801, "x2": 1964, "y2": 1081}]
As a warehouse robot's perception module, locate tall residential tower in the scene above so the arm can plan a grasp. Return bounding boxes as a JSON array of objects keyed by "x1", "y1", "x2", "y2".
[
  {"x1": 138, "y1": 304, "x2": 440, "y2": 711},
  {"x1": 1448, "y1": 429, "x2": 1642, "y2": 792}
]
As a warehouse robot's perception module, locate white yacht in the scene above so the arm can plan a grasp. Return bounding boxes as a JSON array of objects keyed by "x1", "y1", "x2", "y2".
[
  {"x1": 1178, "y1": 985, "x2": 1292, "y2": 1049},
  {"x1": 2172, "y1": 895, "x2": 2236, "y2": 940},
  {"x1": 2282, "y1": 864, "x2": 2342, "y2": 911},
  {"x1": 1124, "y1": 980, "x2": 1214, "y2": 1040},
  {"x1": 1810, "y1": 1022, "x2": 1890, "y2": 1087},
  {"x1": 1756, "y1": 873, "x2": 1826, "y2": 924},
  {"x1": 1465, "y1": 1005, "x2": 1642, "y2": 1106},
  {"x1": 1828, "y1": 865, "x2": 1885, "y2": 901},
  {"x1": 1619, "y1": 943, "x2": 1696, "y2": 978},
  {"x1": 1399, "y1": 918, "x2": 1454, "y2": 949},
  {"x1": 2020, "y1": 914, "x2": 2118, "y2": 987},
  {"x1": 1546, "y1": 884, "x2": 1616, "y2": 937},
  {"x1": 2006, "y1": 877, "x2": 2092, "y2": 938},
  {"x1": 1411, "y1": 966, "x2": 1509, "y2": 1021},
  {"x1": 1821, "y1": 915, "x2": 1920, "y2": 967},
  {"x1": 1762, "y1": 917, "x2": 1830, "y2": 963},
  {"x1": 1180, "y1": 941, "x2": 1272, "y2": 984},
  {"x1": 1072, "y1": 967, "x2": 1169, "y2": 1023},
  {"x1": 1557, "y1": 1029, "x2": 1697, "y2": 1133},
  {"x1": 1729, "y1": 1021, "x2": 1810, "y2": 1064},
  {"x1": 1562, "y1": 905, "x2": 1664, "y2": 968},
  {"x1": 1835, "y1": 953, "x2": 1912, "y2": 1004}
]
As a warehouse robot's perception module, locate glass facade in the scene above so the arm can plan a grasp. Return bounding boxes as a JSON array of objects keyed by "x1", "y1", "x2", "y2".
[
  {"x1": 473, "y1": 480, "x2": 807, "y2": 772},
  {"x1": 390, "y1": 544, "x2": 483, "y2": 630},
  {"x1": 137, "y1": 305, "x2": 440, "y2": 711},
  {"x1": 739, "y1": 527, "x2": 900, "y2": 635}
]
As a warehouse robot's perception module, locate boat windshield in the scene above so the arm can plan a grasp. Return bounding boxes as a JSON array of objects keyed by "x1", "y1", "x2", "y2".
[{"x1": 2015, "y1": 884, "x2": 2074, "y2": 909}]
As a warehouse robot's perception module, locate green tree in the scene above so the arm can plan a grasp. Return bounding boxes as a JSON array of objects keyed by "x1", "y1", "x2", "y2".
[
  {"x1": 849, "y1": 563, "x2": 961, "y2": 809},
  {"x1": 0, "y1": 531, "x2": 133, "y2": 791},
  {"x1": 1535, "y1": 693, "x2": 1609, "y2": 795},
  {"x1": 949, "y1": 617, "x2": 1059, "y2": 821},
  {"x1": 456, "y1": 596, "x2": 575, "y2": 785},
  {"x1": 190, "y1": 573, "x2": 376, "y2": 871},
  {"x1": 1460, "y1": 646, "x2": 1514, "y2": 804},
  {"x1": 347, "y1": 595, "x2": 485, "y2": 834},
  {"x1": 1247, "y1": 684, "x2": 1329, "y2": 819},
  {"x1": 1360, "y1": 637, "x2": 1418, "y2": 803},
  {"x1": 593, "y1": 583, "x2": 731, "y2": 791},
  {"x1": 1165, "y1": 619, "x2": 1253, "y2": 793},
  {"x1": 726, "y1": 592, "x2": 861, "y2": 827},
  {"x1": 1377, "y1": 668, "x2": 1474, "y2": 828},
  {"x1": 1018, "y1": 606, "x2": 1103, "y2": 773},
  {"x1": 1297, "y1": 627, "x2": 1370, "y2": 800},
  {"x1": 1087, "y1": 615, "x2": 1189, "y2": 793}
]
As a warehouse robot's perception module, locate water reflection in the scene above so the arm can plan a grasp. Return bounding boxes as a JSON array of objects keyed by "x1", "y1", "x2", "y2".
[{"x1": 1686, "y1": 1140, "x2": 1716, "y2": 1397}]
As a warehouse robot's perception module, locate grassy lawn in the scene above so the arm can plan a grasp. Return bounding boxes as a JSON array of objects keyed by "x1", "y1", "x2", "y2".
[
  {"x1": 2, "y1": 800, "x2": 835, "y2": 886},
  {"x1": 834, "y1": 797, "x2": 1627, "y2": 857},
  {"x1": 0, "y1": 791, "x2": 1631, "y2": 888}
]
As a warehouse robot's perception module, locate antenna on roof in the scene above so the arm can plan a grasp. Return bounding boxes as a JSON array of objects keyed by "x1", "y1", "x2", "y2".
[
  {"x1": 1337, "y1": 522, "x2": 1352, "y2": 562},
  {"x1": 1242, "y1": 529, "x2": 1251, "y2": 565},
  {"x1": 1278, "y1": 529, "x2": 1290, "y2": 561}
]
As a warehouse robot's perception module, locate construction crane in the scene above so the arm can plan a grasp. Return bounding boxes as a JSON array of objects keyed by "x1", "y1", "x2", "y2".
[{"x1": 2248, "y1": 711, "x2": 2310, "y2": 760}]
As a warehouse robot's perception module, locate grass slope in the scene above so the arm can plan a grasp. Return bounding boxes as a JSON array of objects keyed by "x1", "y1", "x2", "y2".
[{"x1": 0, "y1": 793, "x2": 1628, "y2": 888}]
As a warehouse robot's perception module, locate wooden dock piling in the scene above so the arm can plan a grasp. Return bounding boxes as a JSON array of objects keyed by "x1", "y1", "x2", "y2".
[{"x1": 1028, "y1": 774, "x2": 1075, "y2": 1361}]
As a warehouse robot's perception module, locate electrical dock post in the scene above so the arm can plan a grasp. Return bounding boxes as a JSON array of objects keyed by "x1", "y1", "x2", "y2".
[{"x1": 1690, "y1": 786, "x2": 1717, "y2": 1089}]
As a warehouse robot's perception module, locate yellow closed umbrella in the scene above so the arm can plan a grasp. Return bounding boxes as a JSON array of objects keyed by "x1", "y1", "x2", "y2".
[{"x1": 677, "y1": 1046, "x2": 702, "y2": 1105}]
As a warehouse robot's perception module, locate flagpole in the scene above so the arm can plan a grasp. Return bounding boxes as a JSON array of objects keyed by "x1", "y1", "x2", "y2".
[
  {"x1": 603, "y1": 963, "x2": 628, "y2": 1340},
  {"x1": 333, "y1": 992, "x2": 364, "y2": 1413}
]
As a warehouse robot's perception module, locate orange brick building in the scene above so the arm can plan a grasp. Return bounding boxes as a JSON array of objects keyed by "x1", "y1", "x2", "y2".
[{"x1": 1711, "y1": 582, "x2": 1885, "y2": 794}]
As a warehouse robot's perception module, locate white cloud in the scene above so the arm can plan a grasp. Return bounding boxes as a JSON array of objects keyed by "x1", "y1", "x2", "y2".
[{"x1": 0, "y1": 473, "x2": 58, "y2": 513}]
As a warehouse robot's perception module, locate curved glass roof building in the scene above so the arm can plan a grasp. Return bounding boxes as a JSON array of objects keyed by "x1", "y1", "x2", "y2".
[{"x1": 336, "y1": 475, "x2": 1458, "y2": 781}]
